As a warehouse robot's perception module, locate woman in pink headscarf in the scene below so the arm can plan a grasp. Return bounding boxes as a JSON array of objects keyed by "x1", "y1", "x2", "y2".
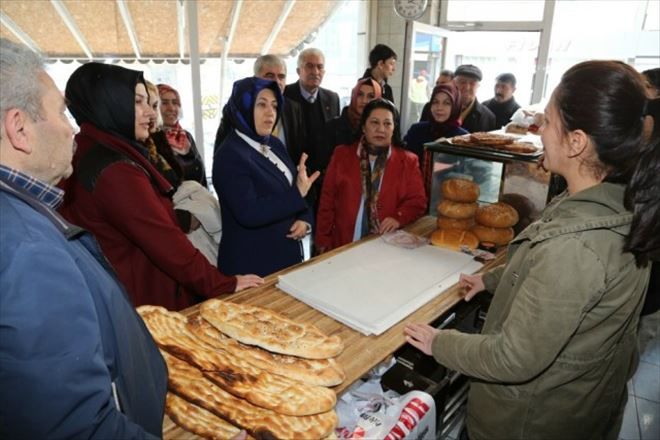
[
  {"x1": 154, "y1": 83, "x2": 207, "y2": 187},
  {"x1": 323, "y1": 78, "x2": 382, "y2": 168}
]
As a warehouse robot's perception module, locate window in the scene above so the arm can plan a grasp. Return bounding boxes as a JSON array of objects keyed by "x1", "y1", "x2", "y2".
[
  {"x1": 446, "y1": 0, "x2": 544, "y2": 22},
  {"x1": 544, "y1": 0, "x2": 660, "y2": 100},
  {"x1": 284, "y1": 0, "x2": 367, "y2": 108},
  {"x1": 444, "y1": 31, "x2": 540, "y2": 107}
]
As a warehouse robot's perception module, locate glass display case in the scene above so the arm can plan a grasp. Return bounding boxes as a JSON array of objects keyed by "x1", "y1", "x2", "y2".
[{"x1": 423, "y1": 140, "x2": 563, "y2": 232}]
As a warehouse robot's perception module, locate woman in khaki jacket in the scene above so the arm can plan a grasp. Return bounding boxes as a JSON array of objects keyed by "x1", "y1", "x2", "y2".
[{"x1": 405, "y1": 60, "x2": 659, "y2": 440}]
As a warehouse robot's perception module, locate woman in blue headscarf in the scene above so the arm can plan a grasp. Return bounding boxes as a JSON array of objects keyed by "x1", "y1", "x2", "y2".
[{"x1": 213, "y1": 77, "x2": 319, "y2": 277}]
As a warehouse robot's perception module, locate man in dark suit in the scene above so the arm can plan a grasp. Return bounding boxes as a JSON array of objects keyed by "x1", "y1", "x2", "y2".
[
  {"x1": 284, "y1": 48, "x2": 340, "y2": 207},
  {"x1": 214, "y1": 55, "x2": 305, "y2": 164},
  {"x1": 454, "y1": 64, "x2": 497, "y2": 133},
  {"x1": 482, "y1": 73, "x2": 521, "y2": 129}
]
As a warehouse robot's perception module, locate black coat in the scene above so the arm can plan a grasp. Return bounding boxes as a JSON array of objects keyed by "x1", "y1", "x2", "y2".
[
  {"x1": 462, "y1": 100, "x2": 497, "y2": 133},
  {"x1": 482, "y1": 97, "x2": 521, "y2": 129},
  {"x1": 283, "y1": 82, "x2": 340, "y2": 128},
  {"x1": 419, "y1": 102, "x2": 432, "y2": 123},
  {"x1": 324, "y1": 107, "x2": 358, "y2": 157},
  {"x1": 361, "y1": 68, "x2": 394, "y2": 103},
  {"x1": 284, "y1": 81, "x2": 340, "y2": 212},
  {"x1": 284, "y1": 81, "x2": 340, "y2": 173}
]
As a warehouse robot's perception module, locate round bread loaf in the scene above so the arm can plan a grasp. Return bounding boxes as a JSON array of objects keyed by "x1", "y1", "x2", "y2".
[
  {"x1": 436, "y1": 216, "x2": 474, "y2": 231},
  {"x1": 471, "y1": 225, "x2": 515, "y2": 246},
  {"x1": 436, "y1": 200, "x2": 478, "y2": 219},
  {"x1": 441, "y1": 179, "x2": 480, "y2": 203},
  {"x1": 475, "y1": 202, "x2": 519, "y2": 228},
  {"x1": 430, "y1": 228, "x2": 479, "y2": 251}
]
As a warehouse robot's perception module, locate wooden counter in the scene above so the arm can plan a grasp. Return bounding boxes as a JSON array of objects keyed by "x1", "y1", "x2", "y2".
[{"x1": 163, "y1": 216, "x2": 505, "y2": 439}]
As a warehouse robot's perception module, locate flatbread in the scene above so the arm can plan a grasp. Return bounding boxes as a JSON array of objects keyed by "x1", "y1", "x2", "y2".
[
  {"x1": 163, "y1": 351, "x2": 338, "y2": 440},
  {"x1": 187, "y1": 314, "x2": 345, "y2": 387},
  {"x1": 450, "y1": 134, "x2": 473, "y2": 146},
  {"x1": 137, "y1": 306, "x2": 336, "y2": 416},
  {"x1": 469, "y1": 132, "x2": 516, "y2": 146},
  {"x1": 166, "y1": 392, "x2": 242, "y2": 440},
  {"x1": 501, "y1": 141, "x2": 538, "y2": 154},
  {"x1": 199, "y1": 299, "x2": 344, "y2": 359}
]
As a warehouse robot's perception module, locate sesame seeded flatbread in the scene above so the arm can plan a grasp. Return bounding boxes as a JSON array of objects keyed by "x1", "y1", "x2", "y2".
[
  {"x1": 137, "y1": 306, "x2": 336, "y2": 416},
  {"x1": 163, "y1": 351, "x2": 338, "y2": 440},
  {"x1": 187, "y1": 314, "x2": 344, "y2": 387},
  {"x1": 199, "y1": 300, "x2": 344, "y2": 359}
]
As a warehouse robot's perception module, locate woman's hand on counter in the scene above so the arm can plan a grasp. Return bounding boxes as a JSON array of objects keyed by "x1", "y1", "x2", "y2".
[
  {"x1": 234, "y1": 274, "x2": 265, "y2": 292},
  {"x1": 459, "y1": 273, "x2": 485, "y2": 301},
  {"x1": 404, "y1": 323, "x2": 439, "y2": 356},
  {"x1": 295, "y1": 153, "x2": 320, "y2": 197},
  {"x1": 379, "y1": 217, "x2": 401, "y2": 234}
]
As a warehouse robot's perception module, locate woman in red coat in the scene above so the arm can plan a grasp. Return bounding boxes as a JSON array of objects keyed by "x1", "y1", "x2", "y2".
[
  {"x1": 315, "y1": 99, "x2": 427, "y2": 252},
  {"x1": 59, "y1": 63, "x2": 262, "y2": 310}
]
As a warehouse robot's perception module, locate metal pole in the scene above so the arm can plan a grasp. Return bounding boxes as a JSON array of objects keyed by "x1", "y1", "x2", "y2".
[
  {"x1": 185, "y1": 0, "x2": 204, "y2": 158},
  {"x1": 532, "y1": 0, "x2": 555, "y2": 104}
]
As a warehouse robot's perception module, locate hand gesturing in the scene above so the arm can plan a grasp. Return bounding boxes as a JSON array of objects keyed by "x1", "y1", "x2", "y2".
[{"x1": 296, "y1": 153, "x2": 320, "y2": 197}]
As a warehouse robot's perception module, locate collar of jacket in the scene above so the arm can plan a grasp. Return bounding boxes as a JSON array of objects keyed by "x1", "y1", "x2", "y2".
[
  {"x1": 361, "y1": 68, "x2": 389, "y2": 85},
  {"x1": 512, "y1": 182, "x2": 632, "y2": 245},
  {"x1": 0, "y1": 179, "x2": 85, "y2": 240}
]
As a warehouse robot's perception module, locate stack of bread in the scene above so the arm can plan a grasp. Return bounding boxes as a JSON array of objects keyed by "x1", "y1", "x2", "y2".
[
  {"x1": 472, "y1": 202, "x2": 519, "y2": 246},
  {"x1": 431, "y1": 178, "x2": 480, "y2": 251},
  {"x1": 137, "y1": 300, "x2": 345, "y2": 440}
]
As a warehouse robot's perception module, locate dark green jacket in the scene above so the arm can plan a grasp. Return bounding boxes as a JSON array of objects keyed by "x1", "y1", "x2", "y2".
[{"x1": 432, "y1": 182, "x2": 650, "y2": 440}]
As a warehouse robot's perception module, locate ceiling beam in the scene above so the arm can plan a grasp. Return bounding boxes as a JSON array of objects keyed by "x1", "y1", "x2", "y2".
[
  {"x1": 223, "y1": 0, "x2": 243, "y2": 59},
  {"x1": 116, "y1": 0, "x2": 141, "y2": 59},
  {"x1": 261, "y1": 0, "x2": 295, "y2": 55},
  {"x1": 176, "y1": 0, "x2": 186, "y2": 59},
  {"x1": 50, "y1": 0, "x2": 93, "y2": 59},
  {"x1": 0, "y1": 11, "x2": 41, "y2": 52}
]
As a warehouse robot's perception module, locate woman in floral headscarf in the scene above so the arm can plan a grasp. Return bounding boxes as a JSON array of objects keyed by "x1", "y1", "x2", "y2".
[
  {"x1": 213, "y1": 77, "x2": 319, "y2": 277},
  {"x1": 156, "y1": 83, "x2": 207, "y2": 186},
  {"x1": 404, "y1": 82, "x2": 468, "y2": 171}
]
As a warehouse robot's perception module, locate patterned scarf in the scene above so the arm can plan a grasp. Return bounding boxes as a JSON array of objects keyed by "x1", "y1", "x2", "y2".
[
  {"x1": 359, "y1": 137, "x2": 389, "y2": 237},
  {"x1": 163, "y1": 121, "x2": 191, "y2": 155}
]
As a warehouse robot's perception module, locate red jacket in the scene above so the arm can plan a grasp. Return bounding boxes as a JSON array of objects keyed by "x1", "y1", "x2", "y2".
[
  {"x1": 315, "y1": 143, "x2": 428, "y2": 250},
  {"x1": 59, "y1": 123, "x2": 236, "y2": 310}
]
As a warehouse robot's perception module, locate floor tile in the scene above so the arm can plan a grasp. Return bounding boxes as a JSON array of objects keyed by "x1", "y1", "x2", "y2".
[
  {"x1": 636, "y1": 397, "x2": 660, "y2": 440},
  {"x1": 640, "y1": 338, "x2": 660, "y2": 367},
  {"x1": 446, "y1": 421, "x2": 462, "y2": 439},
  {"x1": 632, "y1": 361, "x2": 660, "y2": 402},
  {"x1": 619, "y1": 394, "x2": 641, "y2": 440}
]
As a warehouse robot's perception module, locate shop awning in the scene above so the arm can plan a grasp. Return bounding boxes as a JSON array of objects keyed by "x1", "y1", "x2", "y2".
[{"x1": 0, "y1": 0, "x2": 340, "y2": 60}]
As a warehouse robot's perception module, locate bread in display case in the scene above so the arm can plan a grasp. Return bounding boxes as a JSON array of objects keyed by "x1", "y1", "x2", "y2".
[{"x1": 422, "y1": 135, "x2": 560, "y2": 234}]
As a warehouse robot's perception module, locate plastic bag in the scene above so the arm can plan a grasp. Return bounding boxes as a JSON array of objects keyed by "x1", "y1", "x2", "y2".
[
  {"x1": 336, "y1": 379, "x2": 436, "y2": 440},
  {"x1": 381, "y1": 231, "x2": 429, "y2": 249},
  {"x1": 509, "y1": 108, "x2": 545, "y2": 133}
]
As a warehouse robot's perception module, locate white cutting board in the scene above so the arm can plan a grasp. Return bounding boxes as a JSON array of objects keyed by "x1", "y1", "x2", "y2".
[{"x1": 277, "y1": 239, "x2": 483, "y2": 335}]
